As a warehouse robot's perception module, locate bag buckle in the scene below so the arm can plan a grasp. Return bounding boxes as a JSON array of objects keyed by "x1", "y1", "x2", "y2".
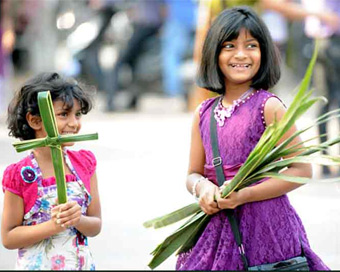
[{"x1": 212, "y1": 157, "x2": 222, "y2": 167}]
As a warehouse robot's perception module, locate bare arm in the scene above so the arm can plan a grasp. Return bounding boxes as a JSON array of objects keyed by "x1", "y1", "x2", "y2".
[
  {"x1": 1, "y1": 191, "x2": 63, "y2": 249},
  {"x1": 75, "y1": 172, "x2": 102, "y2": 237},
  {"x1": 186, "y1": 106, "x2": 220, "y2": 215},
  {"x1": 217, "y1": 97, "x2": 312, "y2": 209}
]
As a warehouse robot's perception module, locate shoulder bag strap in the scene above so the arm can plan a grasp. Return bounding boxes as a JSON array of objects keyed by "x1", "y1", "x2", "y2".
[
  {"x1": 209, "y1": 98, "x2": 226, "y2": 187},
  {"x1": 210, "y1": 98, "x2": 249, "y2": 270}
]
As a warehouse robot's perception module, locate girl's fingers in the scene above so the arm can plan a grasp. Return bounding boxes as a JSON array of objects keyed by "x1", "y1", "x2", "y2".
[
  {"x1": 59, "y1": 201, "x2": 78, "y2": 212},
  {"x1": 57, "y1": 202, "x2": 81, "y2": 219},
  {"x1": 56, "y1": 211, "x2": 82, "y2": 227},
  {"x1": 220, "y1": 179, "x2": 231, "y2": 192},
  {"x1": 201, "y1": 206, "x2": 220, "y2": 215},
  {"x1": 62, "y1": 218, "x2": 79, "y2": 228}
]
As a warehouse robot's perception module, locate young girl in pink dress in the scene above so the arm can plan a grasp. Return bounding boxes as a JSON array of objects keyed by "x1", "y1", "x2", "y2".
[
  {"x1": 1, "y1": 72, "x2": 101, "y2": 270},
  {"x1": 177, "y1": 6, "x2": 329, "y2": 270}
]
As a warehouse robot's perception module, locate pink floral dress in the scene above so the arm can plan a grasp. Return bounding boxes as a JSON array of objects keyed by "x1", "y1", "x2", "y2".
[{"x1": 2, "y1": 149, "x2": 96, "y2": 270}]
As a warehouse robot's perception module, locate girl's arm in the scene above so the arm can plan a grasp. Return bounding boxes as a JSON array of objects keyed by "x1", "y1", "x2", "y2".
[
  {"x1": 186, "y1": 106, "x2": 220, "y2": 215},
  {"x1": 74, "y1": 172, "x2": 101, "y2": 236},
  {"x1": 217, "y1": 97, "x2": 312, "y2": 209},
  {"x1": 53, "y1": 172, "x2": 102, "y2": 237},
  {"x1": 1, "y1": 191, "x2": 63, "y2": 249}
]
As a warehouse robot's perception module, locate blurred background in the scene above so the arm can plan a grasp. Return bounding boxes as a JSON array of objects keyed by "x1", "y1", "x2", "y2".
[{"x1": 0, "y1": 0, "x2": 339, "y2": 270}]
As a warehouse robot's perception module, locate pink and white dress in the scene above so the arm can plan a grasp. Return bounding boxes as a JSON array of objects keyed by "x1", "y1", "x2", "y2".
[{"x1": 2, "y1": 149, "x2": 97, "y2": 270}]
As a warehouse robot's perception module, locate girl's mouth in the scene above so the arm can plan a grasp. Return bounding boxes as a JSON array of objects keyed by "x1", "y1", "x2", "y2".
[{"x1": 229, "y1": 64, "x2": 251, "y2": 68}]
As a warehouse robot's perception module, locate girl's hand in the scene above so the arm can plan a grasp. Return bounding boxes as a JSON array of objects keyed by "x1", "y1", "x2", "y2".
[
  {"x1": 216, "y1": 181, "x2": 251, "y2": 209},
  {"x1": 197, "y1": 179, "x2": 221, "y2": 215},
  {"x1": 51, "y1": 201, "x2": 82, "y2": 228}
]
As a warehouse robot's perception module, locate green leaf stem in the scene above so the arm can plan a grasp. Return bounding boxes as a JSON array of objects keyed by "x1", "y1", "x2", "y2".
[{"x1": 12, "y1": 91, "x2": 98, "y2": 204}]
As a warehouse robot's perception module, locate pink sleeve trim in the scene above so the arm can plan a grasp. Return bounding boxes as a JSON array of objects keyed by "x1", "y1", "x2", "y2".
[{"x1": 2, "y1": 186, "x2": 22, "y2": 197}]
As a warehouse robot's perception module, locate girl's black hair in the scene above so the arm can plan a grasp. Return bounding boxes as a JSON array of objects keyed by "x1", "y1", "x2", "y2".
[
  {"x1": 197, "y1": 6, "x2": 281, "y2": 94},
  {"x1": 7, "y1": 72, "x2": 94, "y2": 140}
]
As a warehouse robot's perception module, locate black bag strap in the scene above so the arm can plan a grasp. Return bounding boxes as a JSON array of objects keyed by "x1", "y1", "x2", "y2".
[
  {"x1": 209, "y1": 97, "x2": 306, "y2": 270},
  {"x1": 210, "y1": 98, "x2": 225, "y2": 187},
  {"x1": 210, "y1": 98, "x2": 249, "y2": 269}
]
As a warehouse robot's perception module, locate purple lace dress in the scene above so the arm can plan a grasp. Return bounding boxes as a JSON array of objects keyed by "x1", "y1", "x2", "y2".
[{"x1": 176, "y1": 90, "x2": 329, "y2": 271}]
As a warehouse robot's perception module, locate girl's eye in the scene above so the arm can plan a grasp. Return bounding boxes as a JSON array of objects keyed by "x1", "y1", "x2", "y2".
[
  {"x1": 58, "y1": 112, "x2": 68, "y2": 117},
  {"x1": 76, "y1": 112, "x2": 82, "y2": 118},
  {"x1": 223, "y1": 43, "x2": 234, "y2": 49},
  {"x1": 247, "y1": 43, "x2": 258, "y2": 49}
]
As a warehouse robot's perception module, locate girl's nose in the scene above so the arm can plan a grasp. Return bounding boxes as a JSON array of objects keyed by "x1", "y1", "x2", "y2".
[
  {"x1": 68, "y1": 115, "x2": 79, "y2": 128},
  {"x1": 235, "y1": 49, "x2": 247, "y2": 59}
]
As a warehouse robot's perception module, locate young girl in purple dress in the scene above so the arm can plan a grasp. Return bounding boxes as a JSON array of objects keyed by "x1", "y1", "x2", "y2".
[
  {"x1": 1, "y1": 72, "x2": 101, "y2": 270},
  {"x1": 177, "y1": 6, "x2": 329, "y2": 271}
]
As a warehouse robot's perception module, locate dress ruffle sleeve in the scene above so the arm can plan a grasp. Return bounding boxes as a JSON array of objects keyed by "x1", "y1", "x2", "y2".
[
  {"x1": 67, "y1": 149, "x2": 97, "y2": 194},
  {"x1": 2, "y1": 163, "x2": 23, "y2": 197},
  {"x1": 2, "y1": 156, "x2": 39, "y2": 214}
]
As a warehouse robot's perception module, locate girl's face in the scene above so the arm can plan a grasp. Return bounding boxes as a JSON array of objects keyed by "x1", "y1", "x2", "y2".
[
  {"x1": 37, "y1": 98, "x2": 82, "y2": 146},
  {"x1": 218, "y1": 28, "x2": 261, "y2": 89}
]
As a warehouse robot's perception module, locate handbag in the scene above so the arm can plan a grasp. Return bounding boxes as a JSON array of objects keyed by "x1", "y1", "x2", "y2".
[{"x1": 209, "y1": 98, "x2": 310, "y2": 271}]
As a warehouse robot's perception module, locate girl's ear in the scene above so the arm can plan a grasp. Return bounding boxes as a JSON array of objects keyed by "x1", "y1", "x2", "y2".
[{"x1": 26, "y1": 112, "x2": 43, "y2": 131}]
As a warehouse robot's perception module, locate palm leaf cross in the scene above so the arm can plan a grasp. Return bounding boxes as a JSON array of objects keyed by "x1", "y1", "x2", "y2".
[{"x1": 12, "y1": 91, "x2": 99, "y2": 204}]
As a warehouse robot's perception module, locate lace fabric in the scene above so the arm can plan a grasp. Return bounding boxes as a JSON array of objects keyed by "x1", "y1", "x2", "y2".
[
  {"x1": 177, "y1": 90, "x2": 329, "y2": 271},
  {"x1": 214, "y1": 89, "x2": 256, "y2": 127}
]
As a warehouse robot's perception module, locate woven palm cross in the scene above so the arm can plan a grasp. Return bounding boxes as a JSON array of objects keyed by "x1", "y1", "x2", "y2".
[{"x1": 12, "y1": 91, "x2": 98, "y2": 204}]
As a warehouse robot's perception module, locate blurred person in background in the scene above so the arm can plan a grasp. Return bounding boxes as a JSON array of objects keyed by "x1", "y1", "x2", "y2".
[
  {"x1": 300, "y1": 0, "x2": 340, "y2": 177},
  {"x1": 261, "y1": 0, "x2": 339, "y2": 177},
  {"x1": 75, "y1": 0, "x2": 117, "y2": 92},
  {"x1": 0, "y1": 0, "x2": 15, "y2": 116},
  {"x1": 25, "y1": 0, "x2": 59, "y2": 74},
  {"x1": 160, "y1": 0, "x2": 198, "y2": 112},
  {"x1": 188, "y1": 0, "x2": 259, "y2": 111},
  {"x1": 261, "y1": 9, "x2": 288, "y2": 59},
  {"x1": 106, "y1": 0, "x2": 165, "y2": 112},
  {"x1": 189, "y1": 0, "x2": 339, "y2": 111}
]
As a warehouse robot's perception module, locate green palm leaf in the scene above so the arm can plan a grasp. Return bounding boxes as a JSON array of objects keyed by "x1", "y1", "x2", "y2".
[
  {"x1": 144, "y1": 40, "x2": 340, "y2": 269},
  {"x1": 143, "y1": 203, "x2": 201, "y2": 229},
  {"x1": 13, "y1": 133, "x2": 99, "y2": 153},
  {"x1": 148, "y1": 211, "x2": 207, "y2": 269},
  {"x1": 12, "y1": 91, "x2": 99, "y2": 204}
]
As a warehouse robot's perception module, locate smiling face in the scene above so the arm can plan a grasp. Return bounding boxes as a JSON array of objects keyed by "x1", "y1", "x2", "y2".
[
  {"x1": 36, "y1": 98, "x2": 83, "y2": 146},
  {"x1": 218, "y1": 28, "x2": 261, "y2": 90}
]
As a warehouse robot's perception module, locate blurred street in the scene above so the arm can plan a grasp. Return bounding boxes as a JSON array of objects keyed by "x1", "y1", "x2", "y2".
[
  {"x1": 0, "y1": 0, "x2": 340, "y2": 270},
  {"x1": 0, "y1": 89, "x2": 339, "y2": 270}
]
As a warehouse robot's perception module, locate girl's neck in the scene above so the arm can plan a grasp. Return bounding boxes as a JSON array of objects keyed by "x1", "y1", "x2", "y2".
[
  {"x1": 223, "y1": 84, "x2": 253, "y2": 106},
  {"x1": 33, "y1": 147, "x2": 52, "y2": 161},
  {"x1": 32, "y1": 147, "x2": 71, "y2": 178}
]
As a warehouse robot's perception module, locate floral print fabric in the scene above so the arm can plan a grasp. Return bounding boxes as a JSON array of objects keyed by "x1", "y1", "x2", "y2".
[{"x1": 15, "y1": 150, "x2": 95, "y2": 270}]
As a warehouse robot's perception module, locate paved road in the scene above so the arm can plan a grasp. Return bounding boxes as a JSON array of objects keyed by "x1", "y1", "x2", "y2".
[{"x1": 0, "y1": 92, "x2": 339, "y2": 270}]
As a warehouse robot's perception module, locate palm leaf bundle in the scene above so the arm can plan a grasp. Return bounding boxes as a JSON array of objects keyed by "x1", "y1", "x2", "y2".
[
  {"x1": 12, "y1": 91, "x2": 98, "y2": 204},
  {"x1": 144, "y1": 41, "x2": 340, "y2": 269}
]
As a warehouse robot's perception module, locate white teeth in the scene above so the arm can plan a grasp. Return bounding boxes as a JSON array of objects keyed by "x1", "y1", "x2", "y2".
[{"x1": 230, "y1": 64, "x2": 250, "y2": 68}]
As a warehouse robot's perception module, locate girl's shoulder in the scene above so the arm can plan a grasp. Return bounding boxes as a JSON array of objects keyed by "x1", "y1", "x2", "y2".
[
  {"x1": 67, "y1": 149, "x2": 96, "y2": 164},
  {"x1": 2, "y1": 155, "x2": 39, "y2": 214},
  {"x1": 255, "y1": 89, "x2": 285, "y2": 109},
  {"x1": 257, "y1": 89, "x2": 283, "y2": 101},
  {"x1": 66, "y1": 149, "x2": 97, "y2": 192},
  {"x1": 198, "y1": 95, "x2": 220, "y2": 117},
  {"x1": 2, "y1": 155, "x2": 33, "y2": 197}
]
